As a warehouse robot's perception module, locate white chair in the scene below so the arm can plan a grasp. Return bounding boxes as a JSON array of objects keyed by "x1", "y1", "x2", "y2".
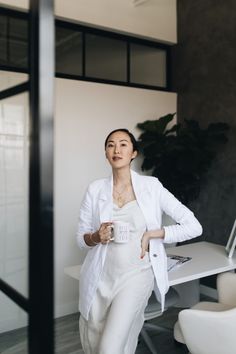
[
  {"x1": 140, "y1": 287, "x2": 180, "y2": 354},
  {"x1": 174, "y1": 271, "x2": 236, "y2": 354}
]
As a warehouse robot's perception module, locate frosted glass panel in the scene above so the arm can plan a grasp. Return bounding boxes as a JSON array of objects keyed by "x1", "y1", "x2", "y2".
[
  {"x1": 0, "y1": 91, "x2": 29, "y2": 298},
  {"x1": 0, "y1": 292, "x2": 28, "y2": 348},
  {"x1": 130, "y1": 43, "x2": 166, "y2": 87}
]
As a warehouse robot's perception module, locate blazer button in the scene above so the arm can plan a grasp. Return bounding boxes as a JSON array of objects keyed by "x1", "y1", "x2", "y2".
[{"x1": 153, "y1": 254, "x2": 158, "y2": 257}]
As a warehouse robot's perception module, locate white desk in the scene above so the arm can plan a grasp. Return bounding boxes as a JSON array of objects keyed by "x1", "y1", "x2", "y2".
[
  {"x1": 167, "y1": 241, "x2": 236, "y2": 286},
  {"x1": 65, "y1": 241, "x2": 236, "y2": 281},
  {"x1": 167, "y1": 241, "x2": 236, "y2": 306},
  {"x1": 64, "y1": 241, "x2": 236, "y2": 306}
]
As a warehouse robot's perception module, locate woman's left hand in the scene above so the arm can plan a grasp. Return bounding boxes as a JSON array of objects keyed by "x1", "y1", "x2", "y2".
[
  {"x1": 141, "y1": 229, "x2": 165, "y2": 259},
  {"x1": 140, "y1": 231, "x2": 151, "y2": 259}
]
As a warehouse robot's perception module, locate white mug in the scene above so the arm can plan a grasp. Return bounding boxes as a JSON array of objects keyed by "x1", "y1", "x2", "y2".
[{"x1": 111, "y1": 221, "x2": 130, "y2": 243}]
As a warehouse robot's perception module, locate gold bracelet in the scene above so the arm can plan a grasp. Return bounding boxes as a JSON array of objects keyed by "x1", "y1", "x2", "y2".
[{"x1": 89, "y1": 232, "x2": 100, "y2": 245}]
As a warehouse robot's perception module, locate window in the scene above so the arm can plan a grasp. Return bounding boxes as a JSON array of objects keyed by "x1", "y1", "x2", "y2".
[
  {"x1": 56, "y1": 26, "x2": 82, "y2": 76},
  {"x1": 0, "y1": 7, "x2": 171, "y2": 91},
  {"x1": 130, "y1": 43, "x2": 166, "y2": 87},
  {"x1": 0, "y1": 15, "x2": 7, "y2": 64},
  {"x1": 0, "y1": 13, "x2": 28, "y2": 70},
  {"x1": 9, "y1": 17, "x2": 28, "y2": 69},
  {"x1": 85, "y1": 34, "x2": 127, "y2": 82}
]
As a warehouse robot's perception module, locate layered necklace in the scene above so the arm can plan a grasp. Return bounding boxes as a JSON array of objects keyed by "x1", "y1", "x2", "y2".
[{"x1": 113, "y1": 182, "x2": 133, "y2": 208}]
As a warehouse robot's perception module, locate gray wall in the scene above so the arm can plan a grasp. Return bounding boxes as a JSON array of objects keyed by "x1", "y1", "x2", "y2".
[
  {"x1": 172, "y1": 0, "x2": 236, "y2": 244},
  {"x1": 171, "y1": 0, "x2": 236, "y2": 286}
]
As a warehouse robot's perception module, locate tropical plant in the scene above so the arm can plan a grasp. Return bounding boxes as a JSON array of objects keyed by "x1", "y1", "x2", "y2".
[{"x1": 137, "y1": 113, "x2": 230, "y2": 204}]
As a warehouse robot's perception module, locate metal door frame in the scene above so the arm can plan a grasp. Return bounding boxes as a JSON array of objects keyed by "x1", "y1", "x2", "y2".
[{"x1": 0, "y1": 1, "x2": 55, "y2": 352}]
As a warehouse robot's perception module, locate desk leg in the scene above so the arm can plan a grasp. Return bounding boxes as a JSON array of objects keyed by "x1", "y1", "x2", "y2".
[{"x1": 173, "y1": 279, "x2": 200, "y2": 308}]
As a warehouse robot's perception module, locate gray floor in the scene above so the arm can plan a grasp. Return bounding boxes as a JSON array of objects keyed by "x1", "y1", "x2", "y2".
[{"x1": 0, "y1": 307, "x2": 189, "y2": 354}]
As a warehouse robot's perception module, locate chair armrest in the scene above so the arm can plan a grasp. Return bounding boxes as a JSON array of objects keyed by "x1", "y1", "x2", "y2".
[{"x1": 179, "y1": 307, "x2": 236, "y2": 354}]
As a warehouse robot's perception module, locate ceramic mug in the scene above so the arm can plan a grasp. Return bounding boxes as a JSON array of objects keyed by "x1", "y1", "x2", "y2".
[{"x1": 110, "y1": 221, "x2": 130, "y2": 243}]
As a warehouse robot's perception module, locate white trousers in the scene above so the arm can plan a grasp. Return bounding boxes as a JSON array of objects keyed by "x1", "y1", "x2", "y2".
[{"x1": 79, "y1": 268, "x2": 154, "y2": 354}]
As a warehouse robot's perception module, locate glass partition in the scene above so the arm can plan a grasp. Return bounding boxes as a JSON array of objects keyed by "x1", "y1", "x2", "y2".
[
  {"x1": 0, "y1": 292, "x2": 28, "y2": 352},
  {"x1": 0, "y1": 91, "x2": 29, "y2": 298}
]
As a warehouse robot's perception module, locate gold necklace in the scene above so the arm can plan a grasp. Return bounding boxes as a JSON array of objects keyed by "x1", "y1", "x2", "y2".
[{"x1": 113, "y1": 184, "x2": 130, "y2": 207}]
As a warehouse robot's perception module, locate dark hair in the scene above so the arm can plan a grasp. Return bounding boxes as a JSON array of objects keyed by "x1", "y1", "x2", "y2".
[{"x1": 104, "y1": 128, "x2": 139, "y2": 153}]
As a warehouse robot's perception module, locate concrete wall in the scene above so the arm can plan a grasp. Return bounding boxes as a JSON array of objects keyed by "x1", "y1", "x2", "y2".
[{"x1": 171, "y1": 0, "x2": 236, "y2": 286}]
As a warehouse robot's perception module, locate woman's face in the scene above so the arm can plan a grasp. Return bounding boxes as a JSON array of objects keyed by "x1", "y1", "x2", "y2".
[{"x1": 105, "y1": 131, "x2": 137, "y2": 169}]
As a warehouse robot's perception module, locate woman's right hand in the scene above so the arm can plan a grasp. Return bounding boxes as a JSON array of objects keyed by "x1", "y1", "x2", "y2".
[{"x1": 98, "y1": 222, "x2": 113, "y2": 244}]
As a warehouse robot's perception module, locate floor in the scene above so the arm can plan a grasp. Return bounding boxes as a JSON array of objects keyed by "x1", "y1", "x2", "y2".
[{"x1": 0, "y1": 306, "x2": 189, "y2": 354}]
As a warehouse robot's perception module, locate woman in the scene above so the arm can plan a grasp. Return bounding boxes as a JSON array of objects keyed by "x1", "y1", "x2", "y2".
[{"x1": 76, "y1": 128, "x2": 202, "y2": 354}]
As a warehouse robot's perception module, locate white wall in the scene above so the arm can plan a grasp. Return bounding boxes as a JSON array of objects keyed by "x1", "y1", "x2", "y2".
[
  {"x1": 54, "y1": 79, "x2": 177, "y2": 316},
  {"x1": 2, "y1": 0, "x2": 176, "y2": 43},
  {"x1": 55, "y1": 0, "x2": 177, "y2": 43},
  {"x1": 0, "y1": 73, "x2": 176, "y2": 328},
  {"x1": 0, "y1": 0, "x2": 28, "y2": 9},
  {"x1": 0, "y1": 0, "x2": 177, "y2": 327}
]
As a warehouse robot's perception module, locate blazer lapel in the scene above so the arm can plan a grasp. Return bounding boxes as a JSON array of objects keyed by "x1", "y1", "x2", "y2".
[
  {"x1": 98, "y1": 174, "x2": 113, "y2": 223},
  {"x1": 131, "y1": 170, "x2": 153, "y2": 229}
]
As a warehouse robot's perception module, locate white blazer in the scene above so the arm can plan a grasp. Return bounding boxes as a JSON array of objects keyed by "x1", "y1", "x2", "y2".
[{"x1": 76, "y1": 170, "x2": 202, "y2": 320}]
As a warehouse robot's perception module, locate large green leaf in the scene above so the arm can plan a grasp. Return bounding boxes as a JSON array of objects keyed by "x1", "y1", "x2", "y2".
[{"x1": 137, "y1": 113, "x2": 176, "y2": 134}]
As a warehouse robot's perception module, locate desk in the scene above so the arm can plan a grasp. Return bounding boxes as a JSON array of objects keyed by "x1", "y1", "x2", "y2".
[
  {"x1": 167, "y1": 241, "x2": 236, "y2": 286},
  {"x1": 65, "y1": 242, "x2": 236, "y2": 281},
  {"x1": 167, "y1": 241, "x2": 236, "y2": 306},
  {"x1": 64, "y1": 241, "x2": 236, "y2": 306}
]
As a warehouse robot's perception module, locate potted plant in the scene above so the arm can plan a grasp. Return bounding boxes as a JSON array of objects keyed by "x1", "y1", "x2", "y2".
[{"x1": 137, "y1": 113, "x2": 230, "y2": 205}]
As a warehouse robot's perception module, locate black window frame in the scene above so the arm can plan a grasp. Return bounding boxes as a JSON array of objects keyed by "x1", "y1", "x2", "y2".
[{"x1": 0, "y1": 5, "x2": 172, "y2": 92}]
